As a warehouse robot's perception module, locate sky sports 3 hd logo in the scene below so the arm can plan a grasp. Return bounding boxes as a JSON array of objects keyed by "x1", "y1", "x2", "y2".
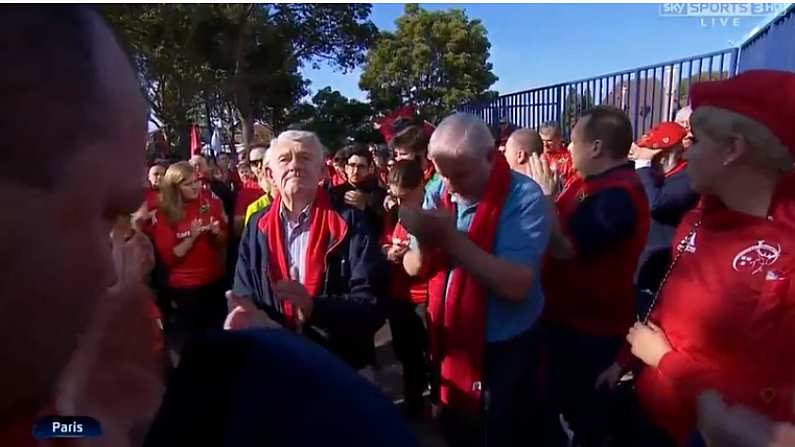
[
  {"x1": 33, "y1": 416, "x2": 102, "y2": 439},
  {"x1": 660, "y1": 3, "x2": 786, "y2": 27}
]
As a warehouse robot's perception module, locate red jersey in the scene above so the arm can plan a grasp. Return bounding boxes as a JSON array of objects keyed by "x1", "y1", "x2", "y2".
[
  {"x1": 144, "y1": 187, "x2": 159, "y2": 211},
  {"x1": 633, "y1": 173, "x2": 795, "y2": 444},
  {"x1": 542, "y1": 148, "x2": 577, "y2": 184},
  {"x1": 234, "y1": 179, "x2": 264, "y2": 218},
  {"x1": 150, "y1": 194, "x2": 227, "y2": 288},
  {"x1": 381, "y1": 218, "x2": 428, "y2": 304},
  {"x1": 542, "y1": 166, "x2": 650, "y2": 336}
]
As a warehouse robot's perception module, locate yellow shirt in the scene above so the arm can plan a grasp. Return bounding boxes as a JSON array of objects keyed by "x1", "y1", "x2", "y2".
[{"x1": 243, "y1": 194, "x2": 272, "y2": 226}]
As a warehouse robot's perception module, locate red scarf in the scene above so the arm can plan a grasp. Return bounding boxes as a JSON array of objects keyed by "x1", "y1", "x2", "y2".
[
  {"x1": 427, "y1": 154, "x2": 512, "y2": 412},
  {"x1": 423, "y1": 163, "x2": 436, "y2": 184},
  {"x1": 664, "y1": 159, "x2": 688, "y2": 178},
  {"x1": 258, "y1": 188, "x2": 347, "y2": 326}
]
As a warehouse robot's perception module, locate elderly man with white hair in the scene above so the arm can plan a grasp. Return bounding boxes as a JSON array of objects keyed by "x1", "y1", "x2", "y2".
[
  {"x1": 675, "y1": 105, "x2": 693, "y2": 149},
  {"x1": 225, "y1": 130, "x2": 386, "y2": 370},
  {"x1": 399, "y1": 113, "x2": 552, "y2": 446}
]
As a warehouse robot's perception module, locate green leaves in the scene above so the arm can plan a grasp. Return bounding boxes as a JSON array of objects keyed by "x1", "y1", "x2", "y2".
[
  {"x1": 286, "y1": 87, "x2": 379, "y2": 151},
  {"x1": 359, "y1": 5, "x2": 498, "y2": 123},
  {"x1": 102, "y1": 4, "x2": 376, "y2": 156}
]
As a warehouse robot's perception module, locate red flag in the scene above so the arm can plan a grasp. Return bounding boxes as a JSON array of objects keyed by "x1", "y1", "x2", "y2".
[
  {"x1": 189, "y1": 124, "x2": 201, "y2": 157},
  {"x1": 375, "y1": 105, "x2": 416, "y2": 143}
]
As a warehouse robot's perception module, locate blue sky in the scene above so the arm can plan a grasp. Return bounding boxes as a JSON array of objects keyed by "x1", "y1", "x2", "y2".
[{"x1": 301, "y1": 3, "x2": 786, "y2": 102}]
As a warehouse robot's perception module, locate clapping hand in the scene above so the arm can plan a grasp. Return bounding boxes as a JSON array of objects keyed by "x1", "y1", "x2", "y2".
[
  {"x1": 528, "y1": 153, "x2": 561, "y2": 196},
  {"x1": 344, "y1": 190, "x2": 368, "y2": 211},
  {"x1": 189, "y1": 218, "x2": 204, "y2": 239},
  {"x1": 224, "y1": 291, "x2": 280, "y2": 330},
  {"x1": 386, "y1": 244, "x2": 410, "y2": 264},
  {"x1": 398, "y1": 205, "x2": 455, "y2": 246}
]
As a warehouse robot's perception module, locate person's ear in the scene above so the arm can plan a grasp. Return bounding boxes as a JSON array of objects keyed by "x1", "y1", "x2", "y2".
[
  {"x1": 723, "y1": 133, "x2": 747, "y2": 167},
  {"x1": 517, "y1": 150, "x2": 529, "y2": 165},
  {"x1": 591, "y1": 139, "x2": 604, "y2": 159}
]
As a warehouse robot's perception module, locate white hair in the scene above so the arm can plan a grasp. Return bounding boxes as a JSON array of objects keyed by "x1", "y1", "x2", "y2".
[
  {"x1": 675, "y1": 106, "x2": 692, "y2": 123},
  {"x1": 428, "y1": 113, "x2": 495, "y2": 159},
  {"x1": 273, "y1": 130, "x2": 325, "y2": 159}
]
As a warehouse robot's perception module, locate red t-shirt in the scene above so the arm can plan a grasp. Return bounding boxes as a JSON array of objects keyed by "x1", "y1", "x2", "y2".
[
  {"x1": 632, "y1": 174, "x2": 795, "y2": 444},
  {"x1": 143, "y1": 187, "x2": 159, "y2": 211},
  {"x1": 234, "y1": 179, "x2": 264, "y2": 218},
  {"x1": 542, "y1": 148, "x2": 577, "y2": 184},
  {"x1": 381, "y1": 217, "x2": 428, "y2": 304},
  {"x1": 150, "y1": 194, "x2": 227, "y2": 288}
]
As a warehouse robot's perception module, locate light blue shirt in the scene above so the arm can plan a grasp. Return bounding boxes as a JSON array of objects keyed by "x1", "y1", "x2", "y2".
[{"x1": 422, "y1": 171, "x2": 551, "y2": 343}]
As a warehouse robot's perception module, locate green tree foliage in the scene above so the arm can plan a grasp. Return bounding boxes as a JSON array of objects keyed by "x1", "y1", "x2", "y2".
[
  {"x1": 103, "y1": 4, "x2": 222, "y2": 158},
  {"x1": 286, "y1": 87, "x2": 380, "y2": 152},
  {"x1": 103, "y1": 4, "x2": 377, "y2": 158},
  {"x1": 359, "y1": 4, "x2": 498, "y2": 123}
]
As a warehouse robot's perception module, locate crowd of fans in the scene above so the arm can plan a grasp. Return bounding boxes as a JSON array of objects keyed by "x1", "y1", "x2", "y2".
[{"x1": 2, "y1": 7, "x2": 794, "y2": 447}]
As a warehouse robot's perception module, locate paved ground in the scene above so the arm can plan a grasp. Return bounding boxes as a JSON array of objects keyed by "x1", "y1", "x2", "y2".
[{"x1": 373, "y1": 324, "x2": 448, "y2": 447}]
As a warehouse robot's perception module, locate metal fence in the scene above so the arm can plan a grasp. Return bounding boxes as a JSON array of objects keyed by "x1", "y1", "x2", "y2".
[{"x1": 458, "y1": 48, "x2": 738, "y2": 141}]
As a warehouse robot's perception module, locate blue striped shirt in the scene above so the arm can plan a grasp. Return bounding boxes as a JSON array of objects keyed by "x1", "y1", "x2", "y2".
[{"x1": 280, "y1": 204, "x2": 312, "y2": 282}]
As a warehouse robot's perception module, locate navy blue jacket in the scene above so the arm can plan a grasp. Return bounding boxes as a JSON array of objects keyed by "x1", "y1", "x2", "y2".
[
  {"x1": 635, "y1": 167, "x2": 699, "y2": 287},
  {"x1": 233, "y1": 202, "x2": 387, "y2": 369},
  {"x1": 144, "y1": 329, "x2": 419, "y2": 447}
]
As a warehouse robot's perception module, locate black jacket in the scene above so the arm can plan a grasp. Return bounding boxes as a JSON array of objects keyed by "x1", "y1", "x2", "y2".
[
  {"x1": 233, "y1": 201, "x2": 386, "y2": 369},
  {"x1": 635, "y1": 166, "x2": 699, "y2": 288},
  {"x1": 144, "y1": 329, "x2": 419, "y2": 447},
  {"x1": 331, "y1": 178, "x2": 387, "y2": 238}
]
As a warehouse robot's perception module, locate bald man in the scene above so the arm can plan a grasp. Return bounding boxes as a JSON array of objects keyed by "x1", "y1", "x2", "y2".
[
  {"x1": 504, "y1": 128, "x2": 544, "y2": 176},
  {"x1": 400, "y1": 113, "x2": 554, "y2": 446},
  {"x1": 0, "y1": 7, "x2": 149, "y2": 440}
]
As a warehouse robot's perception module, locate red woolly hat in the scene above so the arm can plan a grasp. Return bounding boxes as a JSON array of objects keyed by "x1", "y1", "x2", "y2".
[
  {"x1": 690, "y1": 70, "x2": 795, "y2": 156},
  {"x1": 637, "y1": 122, "x2": 688, "y2": 150}
]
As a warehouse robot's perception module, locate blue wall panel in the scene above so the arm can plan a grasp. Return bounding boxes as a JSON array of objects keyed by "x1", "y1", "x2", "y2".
[{"x1": 738, "y1": 4, "x2": 795, "y2": 73}]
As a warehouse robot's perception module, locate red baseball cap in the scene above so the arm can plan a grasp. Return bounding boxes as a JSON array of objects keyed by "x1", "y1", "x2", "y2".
[
  {"x1": 690, "y1": 70, "x2": 795, "y2": 156},
  {"x1": 637, "y1": 121, "x2": 688, "y2": 150}
]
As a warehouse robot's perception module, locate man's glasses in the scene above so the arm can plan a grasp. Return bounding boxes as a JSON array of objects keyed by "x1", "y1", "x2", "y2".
[
  {"x1": 250, "y1": 159, "x2": 264, "y2": 168},
  {"x1": 346, "y1": 163, "x2": 368, "y2": 171}
]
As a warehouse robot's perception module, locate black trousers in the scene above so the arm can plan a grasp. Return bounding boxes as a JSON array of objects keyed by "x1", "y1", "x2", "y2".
[
  {"x1": 163, "y1": 280, "x2": 228, "y2": 351},
  {"x1": 543, "y1": 322, "x2": 624, "y2": 447},
  {"x1": 386, "y1": 299, "x2": 429, "y2": 406},
  {"x1": 437, "y1": 326, "x2": 558, "y2": 447}
]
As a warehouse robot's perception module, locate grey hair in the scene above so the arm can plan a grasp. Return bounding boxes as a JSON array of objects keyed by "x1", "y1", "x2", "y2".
[
  {"x1": 692, "y1": 106, "x2": 792, "y2": 173},
  {"x1": 539, "y1": 121, "x2": 562, "y2": 137},
  {"x1": 428, "y1": 113, "x2": 495, "y2": 159},
  {"x1": 272, "y1": 130, "x2": 325, "y2": 162}
]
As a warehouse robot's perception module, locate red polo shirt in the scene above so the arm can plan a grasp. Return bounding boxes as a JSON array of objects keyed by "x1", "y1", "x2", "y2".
[
  {"x1": 381, "y1": 218, "x2": 428, "y2": 304},
  {"x1": 633, "y1": 173, "x2": 795, "y2": 444},
  {"x1": 542, "y1": 148, "x2": 577, "y2": 184},
  {"x1": 150, "y1": 194, "x2": 227, "y2": 288}
]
